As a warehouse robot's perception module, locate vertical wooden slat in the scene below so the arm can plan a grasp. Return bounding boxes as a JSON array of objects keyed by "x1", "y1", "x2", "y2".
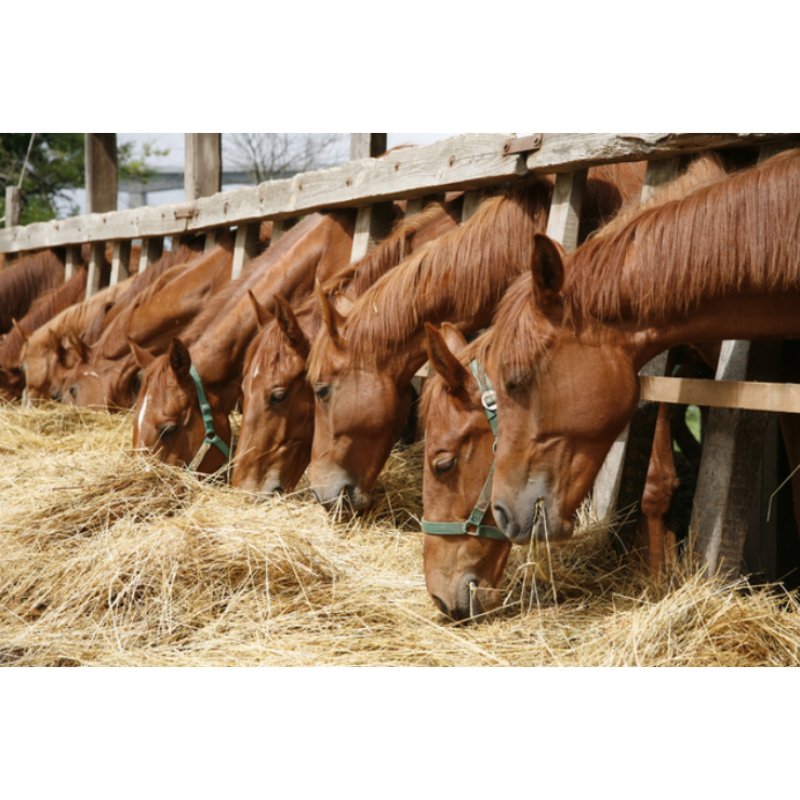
[
  {"x1": 86, "y1": 242, "x2": 105, "y2": 298},
  {"x1": 270, "y1": 219, "x2": 285, "y2": 244},
  {"x1": 348, "y1": 134, "x2": 389, "y2": 263},
  {"x1": 110, "y1": 240, "x2": 131, "y2": 285},
  {"x1": 545, "y1": 169, "x2": 588, "y2": 252},
  {"x1": 204, "y1": 230, "x2": 218, "y2": 253},
  {"x1": 64, "y1": 245, "x2": 79, "y2": 281},
  {"x1": 138, "y1": 237, "x2": 163, "y2": 273},
  {"x1": 85, "y1": 134, "x2": 118, "y2": 213},
  {"x1": 185, "y1": 134, "x2": 222, "y2": 202},
  {"x1": 461, "y1": 191, "x2": 484, "y2": 223},
  {"x1": 231, "y1": 223, "x2": 259, "y2": 280},
  {"x1": 5, "y1": 186, "x2": 21, "y2": 228},
  {"x1": 592, "y1": 157, "x2": 683, "y2": 521},
  {"x1": 404, "y1": 198, "x2": 423, "y2": 217}
]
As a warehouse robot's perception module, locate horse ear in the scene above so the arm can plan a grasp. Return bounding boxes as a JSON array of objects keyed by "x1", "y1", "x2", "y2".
[
  {"x1": 248, "y1": 289, "x2": 273, "y2": 328},
  {"x1": 531, "y1": 234, "x2": 565, "y2": 307},
  {"x1": 167, "y1": 338, "x2": 192, "y2": 382},
  {"x1": 315, "y1": 280, "x2": 346, "y2": 348},
  {"x1": 11, "y1": 318, "x2": 30, "y2": 342},
  {"x1": 48, "y1": 330, "x2": 70, "y2": 366},
  {"x1": 66, "y1": 331, "x2": 90, "y2": 363},
  {"x1": 273, "y1": 293, "x2": 310, "y2": 358},
  {"x1": 424, "y1": 322, "x2": 470, "y2": 395},
  {"x1": 128, "y1": 338, "x2": 157, "y2": 370}
]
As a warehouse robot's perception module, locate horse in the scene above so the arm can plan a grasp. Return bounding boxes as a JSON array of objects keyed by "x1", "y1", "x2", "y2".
[
  {"x1": 232, "y1": 199, "x2": 461, "y2": 496},
  {"x1": 0, "y1": 250, "x2": 65, "y2": 335},
  {"x1": 0, "y1": 266, "x2": 88, "y2": 401},
  {"x1": 418, "y1": 154, "x2": 740, "y2": 619},
  {"x1": 131, "y1": 210, "x2": 358, "y2": 474},
  {"x1": 482, "y1": 148, "x2": 800, "y2": 548},
  {"x1": 64, "y1": 241, "x2": 231, "y2": 409},
  {"x1": 306, "y1": 164, "x2": 645, "y2": 512}
]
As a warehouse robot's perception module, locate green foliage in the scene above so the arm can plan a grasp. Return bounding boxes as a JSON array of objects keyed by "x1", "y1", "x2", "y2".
[{"x1": 0, "y1": 134, "x2": 169, "y2": 225}]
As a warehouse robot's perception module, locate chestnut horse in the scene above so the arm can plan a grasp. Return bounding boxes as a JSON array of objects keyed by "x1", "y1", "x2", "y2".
[
  {"x1": 233, "y1": 199, "x2": 461, "y2": 496},
  {"x1": 483, "y1": 149, "x2": 800, "y2": 547},
  {"x1": 306, "y1": 165, "x2": 645, "y2": 512},
  {"x1": 64, "y1": 242, "x2": 231, "y2": 409},
  {"x1": 419, "y1": 155, "x2": 732, "y2": 618},
  {"x1": 131, "y1": 211, "x2": 357, "y2": 474},
  {"x1": 0, "y1": 250, "x2": 65, "y2": 334}
]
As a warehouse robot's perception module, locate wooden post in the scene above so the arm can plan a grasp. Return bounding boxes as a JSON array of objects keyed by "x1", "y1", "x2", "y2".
[
  {"x1": 185, "y1": 134, "x2": 221, "y2": 202},
  {"x1": 691, "y1": 341, "x2": 781, "y2": 578},
  {"x1": 204, "y1": 230, "x2": 218, "y2": 253},
  {"x1": 462, "y1": 191, "x2": 484, "y2": 222},
  {"x1": 231, "y1": 223, "x2": 259, "y2": 280},
  {"x1": 545, "y1": 170, "x2": 588, "y2": 253},
  {"x1": 85, "y1": 242, "x2": 105, "y2": 297},
  {"x1": 592, "y1": 158, "x2": 683, "y2": 521},
  {"x1": 270, "y1": 220, "x2": 285, "y2": 245},
  {"x1": 64, "y1": 245, "x2": 79, "y2": 281},
  {"x1": 5, "y1": 186, "x2": 20, "y2": 228},
  {"x1": 85, "y1": 134, "x2": 118, "y2": 213},
  {"x1": 110, "y1": 240, "x2": 132, "y2": 285},
  {"x1": 349, "y1": 134, "x2": 390, "y2": 263},
  {"x1": 138, "y1": 237, "x2": 163, "y2": 273}
]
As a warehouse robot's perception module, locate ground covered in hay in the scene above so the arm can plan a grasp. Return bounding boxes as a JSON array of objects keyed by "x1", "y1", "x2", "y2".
[{"x1": 1, "y1": 401, "x2": 799, "y2": 667}]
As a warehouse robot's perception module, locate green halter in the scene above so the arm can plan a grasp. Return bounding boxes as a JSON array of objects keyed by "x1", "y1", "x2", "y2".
[
  {"x1": 421, "y1": 360, "x2": 506, "y2": 542},
  {"x1": 187, "y1": 365, "x2": 231, "y2": 472}
]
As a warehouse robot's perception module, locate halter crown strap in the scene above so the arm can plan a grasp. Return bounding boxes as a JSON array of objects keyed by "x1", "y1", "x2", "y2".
[
  {"x1": 187, "y1": 365, "x2": 230, "y2": 471},
  {"x1": 421, "y1": 359, "x2": 505, "y2": 541}
]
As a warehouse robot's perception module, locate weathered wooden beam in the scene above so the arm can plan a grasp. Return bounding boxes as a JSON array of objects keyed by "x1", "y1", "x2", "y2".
[
  {"x1": 85, "y1": 134, "x2": 118, "y2": 213},
  {"x1": 4, "y1": 186, "x2": 20, "y2": 228},
  {"x1": 231, "y1": 223, "x2": 259, "y2": 280},
  {"x1": 525, "y1": 132, "x2": 797, "y2": 173},
  {"x1": 85, "y1": 242, "x2": 105, "y2": 298},
  {"x1": 185, "y1": 134, "x2": 222, "y2": 202},
  {"x1": 0, "y1": 133, "x2": 523, "y2": 252},
  {"x1": 545, "y1": 169, "x2": 587, "y2": 252},
  {"x1": 109, "y1": 240, "x2": 131, "y2": 285},
  {"x1": 138, "y1": 237, "x2": 163, "y2": 273},
  {"x1": 640, "y1": 375, "x2": 800, "y2": 414},
  {"x1": 691, "y1": 341, "x2": 782, "y2": 578}
]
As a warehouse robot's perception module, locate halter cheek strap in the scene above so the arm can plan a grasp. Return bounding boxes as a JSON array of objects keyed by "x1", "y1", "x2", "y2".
[
  {"x1": 421, "y1": 359, "x2": 505, "y2": 542},
  {"x1": 187, "y1": 365, "x2": 231, "y2": 472}
]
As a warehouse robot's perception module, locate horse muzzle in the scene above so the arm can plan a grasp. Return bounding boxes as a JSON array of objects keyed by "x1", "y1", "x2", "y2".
[{"x1": 493, "y1": 475, "x2": 572, "y2": 545}]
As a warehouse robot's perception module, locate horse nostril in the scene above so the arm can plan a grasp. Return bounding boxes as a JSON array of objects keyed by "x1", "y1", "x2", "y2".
[
  {"x1": 69, "y1": 385, "x2": 77, "y2": 397},
  {"x1": 431, "y1": 594, "x2": 451, "y2": 617},
  {"x1": 493, "y1": 502, "x2": 510, "y2": 534}
]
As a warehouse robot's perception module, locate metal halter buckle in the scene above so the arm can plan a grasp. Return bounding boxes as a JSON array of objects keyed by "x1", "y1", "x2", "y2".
[{"x1": 481, "y1": 389, "x2": 497, "y2": 413}]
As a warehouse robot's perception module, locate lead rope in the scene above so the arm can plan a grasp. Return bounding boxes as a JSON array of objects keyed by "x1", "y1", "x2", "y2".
[{"x1": 187, "y1": 365, "x2": 231, "y2": 474}]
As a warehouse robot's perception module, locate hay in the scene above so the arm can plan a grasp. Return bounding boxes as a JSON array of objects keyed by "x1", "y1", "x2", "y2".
[{"x1": 1, "y1": 400, "x2": 800, "y2": 666}]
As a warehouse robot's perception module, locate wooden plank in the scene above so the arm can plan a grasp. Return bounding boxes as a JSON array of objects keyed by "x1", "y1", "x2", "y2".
[
  {"x1": 64, "y1": 245, "x2": 79, "y2": 281},
  {"x1": 185, "y1": 134, "x2": 222, "y2": 201},
  {"x1": 4, "y1": 186, "x2": 20, "y2": 228},
  {"x1": 85, "y1": 242, "x2": 105, "y2": 298},
  {"x1": 270, "y1": 219, "x2": 285, "y2": 244},
  {"x1": 691, "y1": 341, "x2": 782, "y2": 578},
  {"x1": 525, "y1": 132, "x2": 798, "y2": 173},
  {"x1": 109, "y1": 240, "x2": 131, "y2": 285},
  {"x1": 231, "y1": 223, "x2": 259, "y2": 280},
  {"x1": 461, "y1": 191, "x2": 483, "y2": 222},
  {"x1": 204, "y1": 229, "x2": 218, "y2": 253},
  {"x1": 0, "y1": 133, "x2": 523, "y2": 251},
  {"x1": 2, "y1": 133, "x2": 798, "y2": 255},
  {"x1": 85, "y1": 134, "x2": 118, "y2": 213},
  {"x1": 640, "y1": 375, "x2": 800, "y2": 414},
  {"x1": 138, "y1": 237, "x2": 163, "y2": 273},
  {"x1": 545, "y1": 169, "x2": 587, "y2": 252}
]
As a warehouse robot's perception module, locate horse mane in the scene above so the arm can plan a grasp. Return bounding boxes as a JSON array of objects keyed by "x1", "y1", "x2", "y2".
[
  {"x1": 0, "y1": 268, "x2": 88, "y2": 368},
  {"x1": 0, "y1": 250, "x2": 65, "y2": 333},
  {"x1": 483, "y1": 148, "x2": 800, "y2": 380},
  {"x1": 308, "y1": 178, "x2": 553, "y2": 379},
  {"x1": 565, "y1": 148, "x2": 800, "y2": 324}
]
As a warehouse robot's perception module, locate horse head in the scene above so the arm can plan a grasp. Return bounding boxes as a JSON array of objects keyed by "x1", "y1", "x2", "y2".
[
  {"x1": 233, "y1": 292, "x2": 315, "y2": 496},
  {"x1": 485, "y1": 235, "x2": 640, "y2": 545},
  {"x1": 307, "y1": 282, "x2": 414, "y2": 511},
  {"x1": 131, "y1": 337, "x2": 232, "y2": 473},
  {"x1": 421, "y1": 322, "x2": 511, "y2": 620}
]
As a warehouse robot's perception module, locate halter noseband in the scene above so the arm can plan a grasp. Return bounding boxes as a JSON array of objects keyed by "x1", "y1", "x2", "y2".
[
  {"x1": 421, "y1": 360, "x2": 506, "y2": 542},
  {"x1": 187, "y1": 365, "x2": 231, "y2": 472}
]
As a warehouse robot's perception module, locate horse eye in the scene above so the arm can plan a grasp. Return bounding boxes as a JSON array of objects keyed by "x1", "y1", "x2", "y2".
[
  {"x1": 270, "y1": 388, "x2": 287, "y2": 405},
  {"x1": 433, "y1": 456, "x2": 456, "y2": 475},
  {"x1": 504, "y1": 373, "x2": 529, "y2": 394},
  {"x1": 158, "y1": 423, "x2": 179, "y2": 440},
  {"x1": 315, "y1": 384, "x2": 331, "y2": 401}
]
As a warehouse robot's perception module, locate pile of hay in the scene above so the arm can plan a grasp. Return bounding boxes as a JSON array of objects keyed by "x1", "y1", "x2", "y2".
[{"x1": 1, "y1": 401, "x2": 799, "y2": 666}]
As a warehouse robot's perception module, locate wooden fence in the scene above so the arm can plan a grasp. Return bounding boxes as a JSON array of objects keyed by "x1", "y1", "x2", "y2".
[{"x1": 2, "y1": 131, "x2": 800, "y2": 580}]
